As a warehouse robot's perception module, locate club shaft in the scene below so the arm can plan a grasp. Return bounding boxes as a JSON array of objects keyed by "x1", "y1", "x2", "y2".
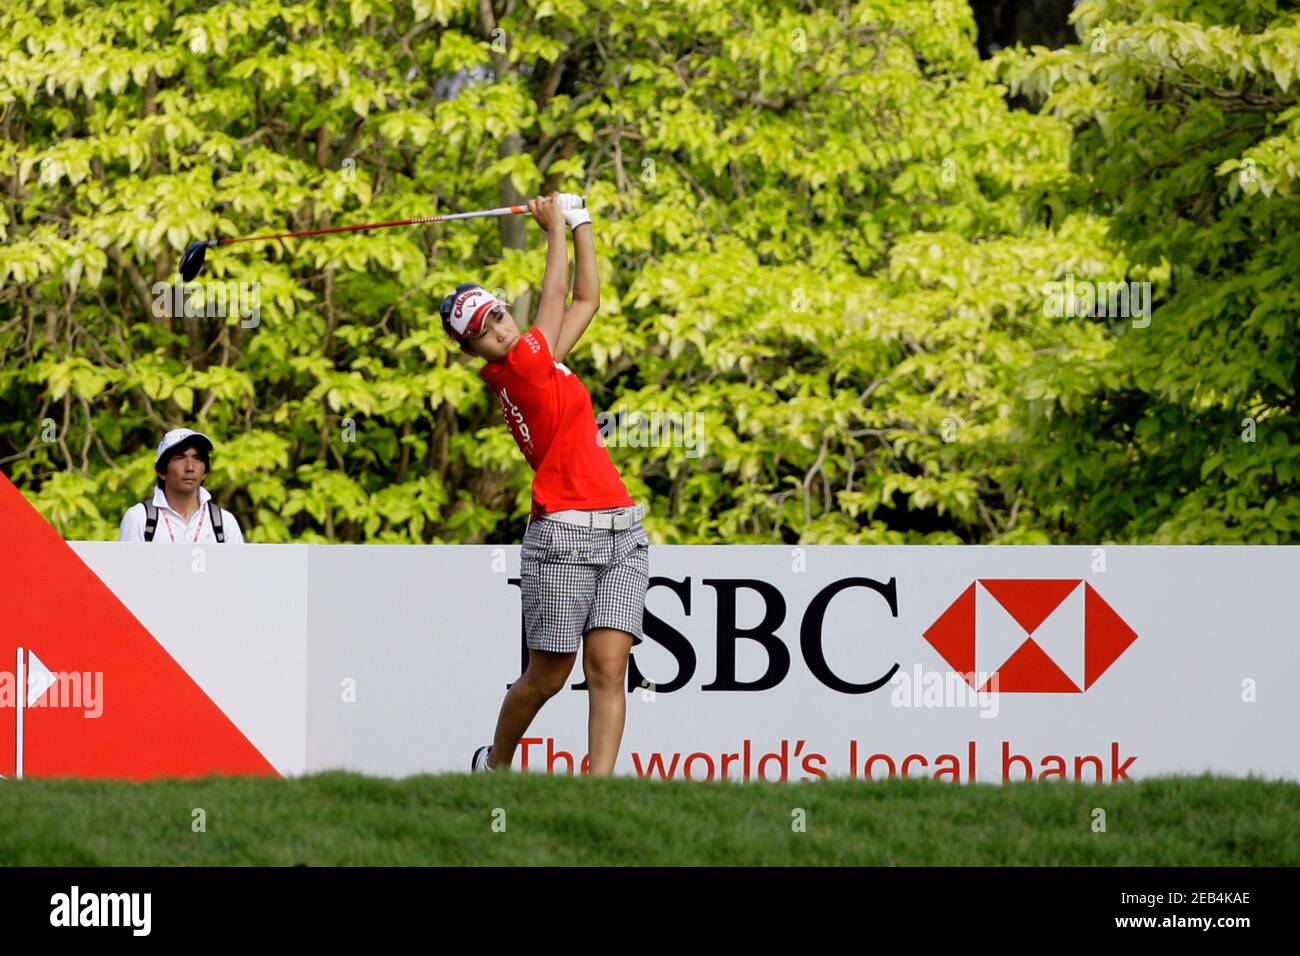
[{"x1": 216, "y1": 205, "x2": 529, "y2": 247}]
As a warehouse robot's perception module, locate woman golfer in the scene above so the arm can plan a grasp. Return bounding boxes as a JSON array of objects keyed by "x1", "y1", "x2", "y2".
[{"x1": 441, "y1": 192, "x2": 649, "y2": 777}]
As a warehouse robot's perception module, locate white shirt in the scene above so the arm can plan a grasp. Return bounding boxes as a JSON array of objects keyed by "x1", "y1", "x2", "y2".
[{"x1": 118, "y1": 486, "x2": 245, "y2": 544}]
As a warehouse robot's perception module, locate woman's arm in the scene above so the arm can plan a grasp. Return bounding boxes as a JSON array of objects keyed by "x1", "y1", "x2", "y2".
[
  {"x1": 528, "y1": 194, "x2": 569, "y2": 356},
  {"x1": 553, "y1": 220, "x2": 598, "y2": 364}
]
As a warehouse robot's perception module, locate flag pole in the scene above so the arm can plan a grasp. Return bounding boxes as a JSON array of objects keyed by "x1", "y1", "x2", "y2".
[{"x1": 15, "y1": 646, "x2": 24, "y2": 780}]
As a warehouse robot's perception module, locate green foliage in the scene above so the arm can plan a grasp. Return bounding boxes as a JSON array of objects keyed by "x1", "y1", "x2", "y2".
[
  {"x1": 997, "y1": 0, "x2": 1300, "y2": 542},
  {"x1": 2, "y1": 0, "x2": 1289, "y2": 544}
]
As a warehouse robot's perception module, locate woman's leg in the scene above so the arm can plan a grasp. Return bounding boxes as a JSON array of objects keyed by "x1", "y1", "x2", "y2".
[
  {"x1": 488, "y1": 648, "x2": 577, "y2": 770},
  {"x1": 583, "y1": 627, "x2": 634, "y2": 776}
]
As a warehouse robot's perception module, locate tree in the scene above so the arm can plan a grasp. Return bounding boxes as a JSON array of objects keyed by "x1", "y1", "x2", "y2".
[
  {"x1": 997, "y1": 0, "x2": 1300, "y2": 543},
  {"x1": 0, "y1": 0, "x2": 1111, "y2": 544}
]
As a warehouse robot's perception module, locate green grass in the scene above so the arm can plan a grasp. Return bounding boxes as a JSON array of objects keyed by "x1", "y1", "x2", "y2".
[{"x1": 0, "y1": 773, "x2": 1296, "y2": 866}]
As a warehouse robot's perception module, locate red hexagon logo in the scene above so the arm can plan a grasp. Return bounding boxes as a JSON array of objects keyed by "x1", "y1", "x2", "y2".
[{"x1": 923, "y1": 580, "x2": 1138, "y2": 692}]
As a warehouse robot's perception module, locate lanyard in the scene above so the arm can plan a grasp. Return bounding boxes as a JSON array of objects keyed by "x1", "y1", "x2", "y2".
[{"x1": 162, "y1": 502, "x2": 206, "y2": 543}]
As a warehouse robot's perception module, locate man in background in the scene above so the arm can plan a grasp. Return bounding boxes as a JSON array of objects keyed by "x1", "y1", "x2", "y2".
[{"x1": 118, "y1": 428, "x2": 244, "y2": 543}]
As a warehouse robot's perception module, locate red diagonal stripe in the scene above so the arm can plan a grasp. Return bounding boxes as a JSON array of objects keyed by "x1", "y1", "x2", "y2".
[{"x1": 0, "y1": 471, "x2": 277, "y2": 779}]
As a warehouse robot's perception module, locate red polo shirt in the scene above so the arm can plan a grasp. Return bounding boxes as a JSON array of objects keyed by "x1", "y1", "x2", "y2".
[{"x1": 479, "y1": 327, "x2": 634, "y2": 517}]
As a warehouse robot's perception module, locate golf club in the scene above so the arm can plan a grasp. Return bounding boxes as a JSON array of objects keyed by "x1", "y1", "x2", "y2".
[{"x1": 177, "y1": 200, "x2": 581, "y2": 281}]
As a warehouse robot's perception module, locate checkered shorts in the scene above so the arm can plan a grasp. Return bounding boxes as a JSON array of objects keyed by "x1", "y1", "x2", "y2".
[{"x1": 519, "y1": 510, "x2": 650, "y2": 654}]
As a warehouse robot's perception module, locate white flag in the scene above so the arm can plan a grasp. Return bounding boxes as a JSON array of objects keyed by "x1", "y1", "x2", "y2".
[{"x1": 27, "y1": 650, "x2": 56, "y2": 708}]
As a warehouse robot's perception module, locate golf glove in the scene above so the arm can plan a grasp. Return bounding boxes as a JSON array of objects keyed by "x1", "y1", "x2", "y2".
[{"x1": 557, "y1": 193, "x2": 592, "y2": 231}]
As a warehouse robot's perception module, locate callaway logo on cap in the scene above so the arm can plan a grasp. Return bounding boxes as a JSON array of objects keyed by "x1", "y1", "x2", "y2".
[{"x1": 440, "y1": 284, "x2": 508, "y2": 342}]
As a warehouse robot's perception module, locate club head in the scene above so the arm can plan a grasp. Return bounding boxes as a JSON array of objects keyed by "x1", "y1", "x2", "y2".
[{"x1": 179, "y1": 240, "x2": 210, "y2": 282}]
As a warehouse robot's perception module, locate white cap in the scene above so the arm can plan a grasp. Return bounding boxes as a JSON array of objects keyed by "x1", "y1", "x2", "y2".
[
  {"x1": 156, "y1": 428, "x2": 214, "y2": 467},
  {"x1": 443, "y1": 286, "x2": 508, "y2": 339}
]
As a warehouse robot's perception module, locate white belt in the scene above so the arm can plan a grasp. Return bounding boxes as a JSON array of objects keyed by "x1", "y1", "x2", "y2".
[{"x1": 539, "y1": 504, "x2": 645, "y2": 531}]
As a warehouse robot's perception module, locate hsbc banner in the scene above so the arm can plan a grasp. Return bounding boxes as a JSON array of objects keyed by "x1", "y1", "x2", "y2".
[
  {"x1": 295, "y1": 544, "x2": 1299, "y2": 783},
  {"x1": 1, "y1": 477, "x2": 1295, "y2": 781},
  {"x1": 16, "y1": 534, "x2": 1295, "y2": 783}
]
